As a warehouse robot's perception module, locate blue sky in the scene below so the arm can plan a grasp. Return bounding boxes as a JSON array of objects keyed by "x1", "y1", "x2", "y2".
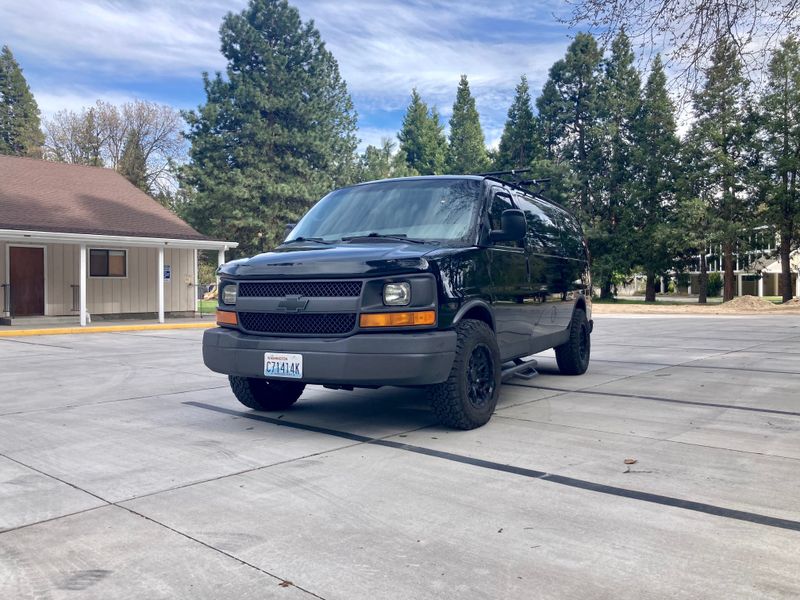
[{"x1": 0, "y1": 0, "x2": 578, "y2": 151}]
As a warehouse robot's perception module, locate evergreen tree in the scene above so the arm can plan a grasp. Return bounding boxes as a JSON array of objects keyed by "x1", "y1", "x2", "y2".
[
  {"x1": 761, "y1": 37, "x2": 800, "y2": 301},
  {"x1": 495, "y1": 75, "x2": 537, "y2": 170},
  {"x1": 685, "y1": 37, "x2": 756, "y2": 301},
  {"x1": 537, "y1": 33, "x2": 606, "y2": 290},
  {"x1": 629, "y1": 55, "x2": 680, "y2": 301},
  {"x1": 545, "y1": 33, "x2": 604, "y2": 218},
  {"x1": 446, "y1": 75, "x2": 489, "y2": 174},
  {"x1": 397, "y1": 89, "x2": 446, "y2": 175},
  {"x1": 0, "y1": 46, "x2": 43, "y2": 157},
  {"x1": 358, "y1": 138, "x2": 417, "y2": 182},
  {"x1": 180, "y1": 0, "x2": 358, "y2": 255},
  {"x1": 594, "y1": 30, "x2": 642, "y2": 298},
  {"x1": 119, "y1": 129, "x2": 148, "y2": 192},
  {"x1": 535, "y1": 79, "x2": 563, "y2": 161}
]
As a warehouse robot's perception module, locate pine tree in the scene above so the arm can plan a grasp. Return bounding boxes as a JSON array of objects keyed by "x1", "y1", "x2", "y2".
[
  {"x1": 180, "y1": 0, "x2": 358, "y2": 255},
  {"x1": 495, "y1": 75, "x2": 537, "y2": 170},
  {"x1": 535, "y1": 79, "x2": 563, "y2": 161},
  {"x1": 0, "y1": 46, "x2": 43, "y2": 157},
  {"x1": 686, "y1": 37, "x2": 756, "y2": 301},
  {"x1": 398, "y1": 89, "x2": 447, "y2": 175},
  {"x1": 538, "y1": 34, "x2": 603, "y2": 217},
  {"x1": 358, "y1": 138, "x2": 417, "y2": 183},
  {"x1": 630, "y1": 55, "x2": 680, "y2": 301},
  {"x1": 119, "y1": 129, "x2": 148, "y2": 192},
  {"x1": 761, "y1": 37, "x2": 800, "y2": 301},
  {"x1": 536, "y1": 33, "x2": 606, "y2": 290},
  {"x1": 593, "y1": 30, "x2": 642, "y2": 298},
  {"x1": 446, "y1": 75, "x2": 489, "y2": 174}
]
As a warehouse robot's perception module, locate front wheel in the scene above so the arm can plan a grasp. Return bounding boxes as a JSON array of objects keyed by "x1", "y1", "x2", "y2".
[
  {"x1": 228, "y1": 376, "x2": 305, "y2": 411},
  {"x1": 555, "y1": 308, "x2": 591, "y2": 375},
  {"x1": 427, "y1": 320, "x2": 501, "y2": 430}
]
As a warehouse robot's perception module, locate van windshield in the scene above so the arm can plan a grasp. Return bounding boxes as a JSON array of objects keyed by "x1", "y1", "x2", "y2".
[{"x1": 286, "y1": 178, "x2": 482, "y2": 243}]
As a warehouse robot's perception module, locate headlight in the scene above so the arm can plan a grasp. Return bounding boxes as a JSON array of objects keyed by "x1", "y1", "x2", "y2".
[
  {"x1": 221, "y1": 284, "x2": 238, "y2": 305},
  {"x1": 383, "y1": 282, "x2": 411, "y2": 306}
]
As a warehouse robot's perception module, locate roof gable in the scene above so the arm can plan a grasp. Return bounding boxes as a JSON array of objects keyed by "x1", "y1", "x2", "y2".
[{"x1": 0, "y1": 156, "x2": 207, "y2": 241}]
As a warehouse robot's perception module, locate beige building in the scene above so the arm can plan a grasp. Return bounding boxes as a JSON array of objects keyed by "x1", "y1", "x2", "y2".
[{"x1": 0, "y1": 156, "x2": 236, "y2": 326}]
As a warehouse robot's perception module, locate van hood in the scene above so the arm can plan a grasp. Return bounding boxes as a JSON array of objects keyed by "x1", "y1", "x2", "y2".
[{"x1": 219, "y1": 242, "x2": 443, "y2": 279}]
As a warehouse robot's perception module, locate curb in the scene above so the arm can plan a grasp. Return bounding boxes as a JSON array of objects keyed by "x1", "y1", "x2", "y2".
[{"x1": 0, "y1": 322, "x2": 216, "y2": 337}]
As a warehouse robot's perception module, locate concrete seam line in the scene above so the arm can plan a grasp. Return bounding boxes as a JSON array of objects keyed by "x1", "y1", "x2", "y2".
[
  {"x1": 0, "y1": 322, "x2": 215, "y2": 337},
  {"x1": 0, "y1": 505, "x2": 108, "y2": 535},
  {"x1": 117, "y1": 505, "x2": 328, "y2": 600},
  {"x1": 0, "y1": 385, "x2": 230, "y2": 418},
  {"x1": 184, "y1": 402, "x2": 800, "y2": 534},
  {"x1": 505, "y1": 383, "x2": 800, "y2": 417},
  {"x1": 591, "y1": 357, "x2": 800, "y2": 376},
  {"x1": 493, "y1": 413, "x2": 800, "y2": 462}
]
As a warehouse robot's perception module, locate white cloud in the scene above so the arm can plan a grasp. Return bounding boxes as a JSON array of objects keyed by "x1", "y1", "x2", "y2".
[
  {"x1": 0, "y1": 0, "x2": 229, "y2": 77},
  {"x1": 356, "y1": 126, "x2": 400, "y2": 153},
  {"x1": 0, "y1": 0, "x2": 576, "y2": 144},
  {"x1": 34, "y1": 87, "x2": 136, "y2": 119}
]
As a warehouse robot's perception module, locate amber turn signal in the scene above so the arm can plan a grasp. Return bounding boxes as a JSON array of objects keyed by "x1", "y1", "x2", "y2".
[
  {"x1": 359, "y1": 310, "x2": 435, "y2": 328},
  {"x1": 216, "y1": 309, "x2": 238, "y2": 326}
]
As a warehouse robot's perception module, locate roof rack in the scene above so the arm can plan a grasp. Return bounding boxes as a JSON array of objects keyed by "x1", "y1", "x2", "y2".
[{"x1": 477, "y1": 168, "x2": 551, "y2": 196}]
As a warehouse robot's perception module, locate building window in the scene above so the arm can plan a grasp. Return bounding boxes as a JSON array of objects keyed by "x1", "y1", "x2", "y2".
[{"x1": 89, "y1": 249, "x2": 127, "y2": 277}]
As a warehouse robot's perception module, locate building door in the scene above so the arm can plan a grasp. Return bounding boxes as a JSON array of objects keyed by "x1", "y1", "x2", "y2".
[{"x1": 9, "y1": 246, "x2": 45, "y2": 317}]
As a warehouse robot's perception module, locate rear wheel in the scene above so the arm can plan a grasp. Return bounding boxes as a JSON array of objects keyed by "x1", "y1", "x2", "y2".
[
  {"x1": 555, "y1": 308, "x2": 591, "y2": 375},
  {"x1": 228, "y1": 376, "x2": 305, "y2": 411},
  {"x1": 427, "y1": 320, "x2": 501, "y2": 430}
]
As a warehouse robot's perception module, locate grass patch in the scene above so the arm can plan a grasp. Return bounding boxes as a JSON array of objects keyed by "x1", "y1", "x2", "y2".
[
  {"x1": 592, "y1": 298, "x2": 718, "y2": 305},
  {"x1": 197, "y1": 300, "x2": 217, "y2": 314},
  {"x1": 594, "y1": 296, "x2": 784, "y2": 305}
]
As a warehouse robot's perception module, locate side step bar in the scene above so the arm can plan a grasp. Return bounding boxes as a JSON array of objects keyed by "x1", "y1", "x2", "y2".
[{"x1": 501, "y1": 358, "x2": 539, "y2": 382}]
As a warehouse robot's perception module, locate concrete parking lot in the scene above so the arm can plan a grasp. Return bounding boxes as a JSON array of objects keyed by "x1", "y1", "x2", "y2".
[{"x1": 1, "y1": 314, "x2": 799, "y2": 599}]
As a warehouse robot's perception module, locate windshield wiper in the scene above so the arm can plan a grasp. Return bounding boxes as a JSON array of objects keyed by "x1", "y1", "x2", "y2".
[
  {"x1": 282, "y1": 237, "x2": 334, "y2": 245},
  {"x1": 341, "y1": 232, "x2": 432, "y2": 245}
]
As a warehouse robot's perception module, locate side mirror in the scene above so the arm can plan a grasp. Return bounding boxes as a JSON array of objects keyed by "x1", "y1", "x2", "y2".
[
  {"x1": 283, "y1": 223, "x2": 296, "y2": 236},
  {"x1": 489, "y1": 209, "x2": 526, "y2": 243}
]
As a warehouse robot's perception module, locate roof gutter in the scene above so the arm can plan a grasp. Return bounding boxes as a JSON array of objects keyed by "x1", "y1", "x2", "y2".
[{"x1": 0, "y1": 228, "x2": 237, "y2": 250}]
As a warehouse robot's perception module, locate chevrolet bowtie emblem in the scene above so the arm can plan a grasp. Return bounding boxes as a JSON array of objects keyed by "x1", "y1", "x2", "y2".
[{"x1": 277, "y1": 295, "x2": 310, "y2": 312}]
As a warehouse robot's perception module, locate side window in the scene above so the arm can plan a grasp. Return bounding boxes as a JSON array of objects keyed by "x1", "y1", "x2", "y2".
[
  {"x1": 488, "y1": 189, "x2": 518, "y2": 248},
  {"x1": 560, "y1": 213, "x2": 586, "y2": 260},
  {"x1": 89, "y1": 249, "x2": 127, "y2": 277},
  {"x1": 515, "y1": 195, "x2": 561, "y2": 255}
]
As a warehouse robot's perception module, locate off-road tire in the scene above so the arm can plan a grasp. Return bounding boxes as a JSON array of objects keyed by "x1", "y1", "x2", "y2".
[
  {"x1": 228, "y1": 376, "x2": 305, "y2": 411},
  {"x1": 427, "y1": 319, "x2": 501, "y2": 430},
  {"x1": 555, "y1": 308, "x2": 590, "y2": 375}
]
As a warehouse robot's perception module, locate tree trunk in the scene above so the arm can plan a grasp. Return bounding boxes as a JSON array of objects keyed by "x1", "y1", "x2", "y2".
[
  {"x1": 645, "y1": 270, "x2": 656, "y2": 302},
  {"x1": 722, "y1": 241, "x2": 735, "y2": 302},
  {"x1": 600, "y1": 279, "x2": 614, "y2": 300},
  {"x1": 779, "y1": 236, "x2": 793, "y2": 303},
  {"x1": 698, "y1": 253, "x2": 708, "y2": 304}
]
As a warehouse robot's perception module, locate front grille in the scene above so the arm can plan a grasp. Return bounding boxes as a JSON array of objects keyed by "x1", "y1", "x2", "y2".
[
  {"x1": 238, "y1": 281, "x2": 362, "y2": 298},
  {"x1": 239, "y1": 312, "x2": 357, "y2": 335}
]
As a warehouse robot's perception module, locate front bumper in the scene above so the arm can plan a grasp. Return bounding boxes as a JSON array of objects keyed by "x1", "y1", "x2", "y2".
[{"x1": 203, "y1": 327, "x2": 457, "y2": 386}]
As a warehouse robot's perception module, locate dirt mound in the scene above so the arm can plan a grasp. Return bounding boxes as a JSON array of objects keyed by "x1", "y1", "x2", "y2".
[
  {"x1": 719, "y1": 295, "x2": 777, "y2": 311},
  {"x1": 782, "y1": 297, "x2": 800, "y2": 306}
]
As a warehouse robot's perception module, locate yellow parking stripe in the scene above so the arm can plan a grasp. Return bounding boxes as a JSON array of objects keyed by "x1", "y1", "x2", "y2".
[{"x1": 0, "y1": 322, "x2": 216, "y2": 337}]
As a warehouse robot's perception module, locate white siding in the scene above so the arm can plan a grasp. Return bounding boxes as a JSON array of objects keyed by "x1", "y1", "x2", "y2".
[
  {"x1": 8, "y1": 242, "x2": 198, "y2": 316},
  {"x1": 0, "y1": 243, "x2": 6, "y2": 313}
]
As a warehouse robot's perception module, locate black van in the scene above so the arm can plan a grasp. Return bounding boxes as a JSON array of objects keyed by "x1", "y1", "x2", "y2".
[{"x1": 203, "y1": 175, "x2": 591, "y2": 429}]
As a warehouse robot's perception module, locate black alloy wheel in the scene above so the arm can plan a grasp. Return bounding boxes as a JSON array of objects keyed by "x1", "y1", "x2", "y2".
[
  {"x1": 427, "y1": 319, "x2": 501, "y2": 430},
  {"x1": 467, "y1": 344, "x2": 495, "y2": 409}
]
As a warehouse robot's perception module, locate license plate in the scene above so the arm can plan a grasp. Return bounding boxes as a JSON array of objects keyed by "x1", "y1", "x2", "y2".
[{"x1": 264, "y1": 353, "x2": 303, "y2": 379}]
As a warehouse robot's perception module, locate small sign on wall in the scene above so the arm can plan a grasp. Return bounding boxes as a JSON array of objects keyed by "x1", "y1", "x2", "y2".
[{"x1": 164, "y1": 265, "x2": 171, "y2": 281}]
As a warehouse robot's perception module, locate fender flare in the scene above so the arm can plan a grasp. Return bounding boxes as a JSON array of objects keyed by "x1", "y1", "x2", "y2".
[{"x1": 452, "y1": 299, "x2": 495, "y2": 331}]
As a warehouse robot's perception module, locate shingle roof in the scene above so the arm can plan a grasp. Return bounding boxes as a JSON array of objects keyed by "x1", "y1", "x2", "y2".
[{"x1": 0, "y1": 156, "x2": 208, "y2": 241}]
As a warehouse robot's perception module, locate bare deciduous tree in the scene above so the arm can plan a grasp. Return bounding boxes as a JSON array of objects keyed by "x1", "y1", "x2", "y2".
[
  {"x1": 44, "y1": 100, "x2": 185, "y2": 195},
  {"x1": 564, "y1": 0, "x2": 800, "y2": 95}
]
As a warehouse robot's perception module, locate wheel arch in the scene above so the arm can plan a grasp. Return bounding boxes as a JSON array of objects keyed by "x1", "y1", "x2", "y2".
[{"x1": 452, "y1": 299, "x2": 495, "y2": 331}]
